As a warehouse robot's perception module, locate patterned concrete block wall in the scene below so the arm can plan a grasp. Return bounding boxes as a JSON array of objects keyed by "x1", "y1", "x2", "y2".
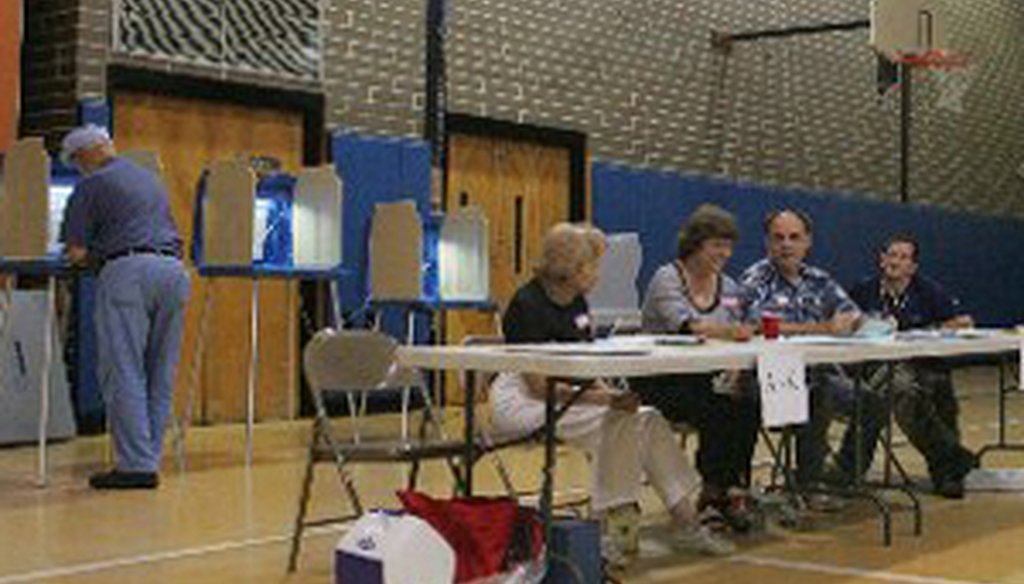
[
  {"x1": 20, "y1": 1, "x2": 1024, "y2": 216},
  {"x1": 326, "y1": 0, "x2": 1024, "y2": 218}
]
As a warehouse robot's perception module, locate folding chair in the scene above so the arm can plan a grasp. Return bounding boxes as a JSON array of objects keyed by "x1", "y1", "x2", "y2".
[{"x1": 287, "y1": 328, "x2": 474, "y2": 572}]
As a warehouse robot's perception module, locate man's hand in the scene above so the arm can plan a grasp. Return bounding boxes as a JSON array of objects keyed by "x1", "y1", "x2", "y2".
[
  {"x1": 65, "y1": 245, "x2": 89, "y2": 266},
  {"x1": 730, "y1": 323, "x2": 755, "y2": 342},
  {"x1": 608, "y1": 391, "x2": 640, "y2": 413},
  {"x1": 828, "y1": 311, "x2": 862, "y2": 336},
  {"x1": 942, "y1": 315, "x2": 975, "y2": 329}
]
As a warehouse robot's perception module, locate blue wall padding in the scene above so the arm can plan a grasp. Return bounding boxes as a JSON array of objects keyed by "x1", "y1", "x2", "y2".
[
  {"x1": 78, "y1": 98, "x2": 111, "y2": 130},
  {"x1": 592, "y1": 160, "x2": 1024, "y2": 327},
  {"x1": 331, "y1": 132, "x2": 432, "y2": 341}
]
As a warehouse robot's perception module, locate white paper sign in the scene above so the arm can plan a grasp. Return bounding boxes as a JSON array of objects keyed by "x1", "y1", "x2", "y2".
[{"x1": 757, "y1": 345, "x2": 808, "y2": 428}]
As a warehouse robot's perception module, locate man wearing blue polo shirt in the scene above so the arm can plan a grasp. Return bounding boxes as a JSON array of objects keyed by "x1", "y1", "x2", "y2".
[
  {"x1": 60, "y1": 125, "x2": 190, "y2": 490},
  {"x1": 849, "y1": 234, "x2": 976, "y2": 498}
]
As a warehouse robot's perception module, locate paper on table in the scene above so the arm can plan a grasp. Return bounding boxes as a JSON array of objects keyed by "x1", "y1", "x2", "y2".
[
  {"x1": 783, "y1": 335, "x2": 891, "y2": 345},
  {"x1": 757, "y1": 344, "x2": 808, "y2": 428},
  {"x1": 502, "y1": 344, "x2": 650, "y2": 357},
  {"x1": 601, "y1": 335, "x2": 703, "y2": 347}
]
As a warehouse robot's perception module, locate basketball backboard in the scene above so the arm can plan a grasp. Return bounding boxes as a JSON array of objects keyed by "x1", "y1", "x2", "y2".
[{"x1": 870, "y1": 0, "x2": 947, "y2": 59}]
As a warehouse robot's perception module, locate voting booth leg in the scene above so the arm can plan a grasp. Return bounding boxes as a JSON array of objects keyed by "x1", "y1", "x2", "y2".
[
  {"x1": 246, "y1": 278, "x2": 261, "y2": 467},
  {"x1": 328, "y1": 280, "x2": 343, "y2": 328},
  {"x1": 36, "y1": 276, "x2": 56, "y2": 488},
  {"x1": 978, "y1": 354, "x2": 1024, "y2": 464},
  {"x1": 173, "y1": 277, "x2": 216, "y2": 471},
  {"x1": 0, "y1": 276, "x2": 13, "y2": 342}
]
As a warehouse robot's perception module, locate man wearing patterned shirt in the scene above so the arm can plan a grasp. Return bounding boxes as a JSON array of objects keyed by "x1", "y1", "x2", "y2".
[{"x1": 741, "y1": 209, "x2": 881, "y2": 488}]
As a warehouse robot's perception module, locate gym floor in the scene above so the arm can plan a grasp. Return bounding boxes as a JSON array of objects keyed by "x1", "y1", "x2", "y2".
[{"x1": 1, "y1": 365, "x2": 1023, "y2": 584}]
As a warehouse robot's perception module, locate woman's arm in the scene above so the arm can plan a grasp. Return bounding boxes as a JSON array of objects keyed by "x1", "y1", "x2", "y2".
[{"x1": 520, "y1": 374, "x2": 638, "y2": 411}]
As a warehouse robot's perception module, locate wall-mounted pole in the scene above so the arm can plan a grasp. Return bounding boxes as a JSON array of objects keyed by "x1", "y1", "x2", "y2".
[{"x1": 425, "y1": 0, "x2": 448, "y2": 207}]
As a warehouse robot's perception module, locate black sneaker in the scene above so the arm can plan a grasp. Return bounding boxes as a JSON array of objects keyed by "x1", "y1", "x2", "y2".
[
  {"x1": 719, "y1": 493, "x2": 756, "y2": 534},
  {"x1": 89, "y1": 470, "x2": 159, "y2": 490},
  {"x1": 934, "y1": 477, "x2": 965, "y2": 499}
]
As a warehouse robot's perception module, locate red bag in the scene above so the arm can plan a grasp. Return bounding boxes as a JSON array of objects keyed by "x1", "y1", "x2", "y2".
[{"x1": 398, "y1": 491, "x2": 544, "y2": 583}]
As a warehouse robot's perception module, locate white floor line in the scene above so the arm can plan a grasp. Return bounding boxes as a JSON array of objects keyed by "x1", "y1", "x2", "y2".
[
  {"x1": 0, "y1": 525, "x2": 346, "y2": 584},
  {"x1": 0, "y1": 526, "x2": 998, "y2": 584},
  {"x1": 730, "y1": 554, "x2": 993, "y2": 584}
]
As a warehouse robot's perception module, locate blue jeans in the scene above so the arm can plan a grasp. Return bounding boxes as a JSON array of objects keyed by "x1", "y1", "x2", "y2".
[{"x1": 95, "y1": 255, "x2": 190, "y2": 472}]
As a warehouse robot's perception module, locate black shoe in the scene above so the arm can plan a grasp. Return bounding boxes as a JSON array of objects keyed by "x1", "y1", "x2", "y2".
[
  {"x1": 89, "y1": 470, "x2": 159, "y2": 490},
  {"x1": 821, "y1": 464, "x2": 855, "y2": 487},
  {"x1": 934, "y1": 477, "x2": 965, "y2": 499}
]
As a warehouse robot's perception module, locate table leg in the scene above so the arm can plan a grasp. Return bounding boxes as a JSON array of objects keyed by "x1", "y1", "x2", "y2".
[
  {"x1": 977, "y1": 353, "x2": 1024, "y2": 463},
  {"x1": 463, "y1": 370, "x2": 476, "y2": 495},
  {"x1": 541, "y1": 377, "x2": 557, "y2": 565}
]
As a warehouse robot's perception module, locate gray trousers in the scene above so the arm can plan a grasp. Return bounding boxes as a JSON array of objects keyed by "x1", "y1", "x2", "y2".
[
  {"x1": 95, "y1": 255, "x2": 190, "y2": 472},
  {"x1": 869, "y1": 360, "x2": 972, "y2": 481}
]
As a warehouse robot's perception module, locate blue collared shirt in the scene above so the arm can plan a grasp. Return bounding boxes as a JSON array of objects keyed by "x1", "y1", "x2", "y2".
[
  {"x1": 740, "y1": 258, "x2": 859, "y2": 324},
  {"x1": 60, "y1": 157, "x2": 182, "y2": 259}
]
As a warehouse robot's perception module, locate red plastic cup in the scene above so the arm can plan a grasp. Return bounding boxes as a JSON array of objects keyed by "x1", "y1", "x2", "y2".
[{"x1": 762, "y1": 313, "x2": 781, "y2": 340}]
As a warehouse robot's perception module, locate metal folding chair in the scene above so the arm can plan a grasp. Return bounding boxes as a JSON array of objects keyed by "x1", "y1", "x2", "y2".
[{"x1": 287, "y1": 328, "x2": 471, "y2": 572}]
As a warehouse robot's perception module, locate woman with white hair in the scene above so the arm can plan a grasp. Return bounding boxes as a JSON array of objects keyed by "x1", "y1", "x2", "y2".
[{"x1": 490, "y1": 223, "x2": 734, "y2": 565}]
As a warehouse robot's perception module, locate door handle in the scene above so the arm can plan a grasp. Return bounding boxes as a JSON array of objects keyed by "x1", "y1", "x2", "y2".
[{"x1": 513, "y1": 195, "x2": 524, "y2": 275}]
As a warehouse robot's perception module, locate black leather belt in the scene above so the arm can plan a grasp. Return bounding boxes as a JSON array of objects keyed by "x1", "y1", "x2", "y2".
[{"x1": 102, "y1": 246, "x2": 181, "y2": 268}]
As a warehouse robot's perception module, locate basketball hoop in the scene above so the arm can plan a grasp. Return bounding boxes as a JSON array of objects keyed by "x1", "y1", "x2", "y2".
[{"x1": 891, "y1": 49, "x2": 969, "y2": 71}]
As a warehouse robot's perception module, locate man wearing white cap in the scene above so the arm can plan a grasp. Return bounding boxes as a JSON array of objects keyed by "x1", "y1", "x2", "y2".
[{"x1": 60, "y1": 125, "x2": 189, "y2": 489}]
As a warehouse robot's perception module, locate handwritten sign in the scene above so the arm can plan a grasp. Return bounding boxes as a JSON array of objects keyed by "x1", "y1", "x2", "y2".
[{"x1": 757, "y1": 345, "x2": 808, "y2": 428}]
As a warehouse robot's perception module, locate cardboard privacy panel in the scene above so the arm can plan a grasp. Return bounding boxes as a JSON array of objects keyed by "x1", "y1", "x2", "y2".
[
  {"x1": 293, "y1": 166, "x2": 342, "y2": 268},
  {"x1": 438, "y1": 206, "x2": 489, "y2": 301},
  {"x1": 0, "y1": 138, "x2": 50, "y2": 258},
  {"x1": 370, "y1": 200, "x2": 422, "y2": 301},
  {"x1": 203, "y1": 159, "x2": 256, "y2": 266},
  {"x1": 586, "y1": 232, "x2": 642, "y2": 329}
]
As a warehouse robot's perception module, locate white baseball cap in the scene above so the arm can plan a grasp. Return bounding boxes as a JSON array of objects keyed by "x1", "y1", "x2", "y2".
[{"x1": 60, "y1": 124, "x2": 111, "y2": 165}]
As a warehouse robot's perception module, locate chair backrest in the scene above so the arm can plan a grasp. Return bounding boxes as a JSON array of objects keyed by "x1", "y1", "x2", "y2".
[{"x1": 303, "y1": 328, "x2": 399, "y2": 393}]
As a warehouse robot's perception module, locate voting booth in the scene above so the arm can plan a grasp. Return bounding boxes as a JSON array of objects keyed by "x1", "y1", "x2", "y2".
[
  {"x1": 293, "y1": 166, "x2": 344, "y2": 269},
  {"x1": 196, "y1": 161, "x2": 344, "y2": 270},
  {"x1": 0, "y1": 138, "x2": 80, "y2": 456},
  {"x1": 586, "y1": 232, "x2": 643, "y2": 331},
  {"x1": 436, "y1": 207, "x2": 489, "y2": 303},
  {"x1": 371, "y1": 203, "x2": 490, "y2": 304},
  {"x1": 0, "y1": 138, "x2": 50, "y2": 258}
]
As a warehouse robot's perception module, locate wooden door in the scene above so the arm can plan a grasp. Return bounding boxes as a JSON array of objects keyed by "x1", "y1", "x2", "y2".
[
  {"x1": 444, "y1": 134, "x2": 572, "y2": 400},
  {"x1": 113, "y1": 91, "x2": 304, "y2": 423}
]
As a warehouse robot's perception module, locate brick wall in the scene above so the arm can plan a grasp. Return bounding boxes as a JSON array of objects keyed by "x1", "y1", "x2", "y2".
[{"x1": 21, "y1": 0, "x2": 81, "y2": 147}]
